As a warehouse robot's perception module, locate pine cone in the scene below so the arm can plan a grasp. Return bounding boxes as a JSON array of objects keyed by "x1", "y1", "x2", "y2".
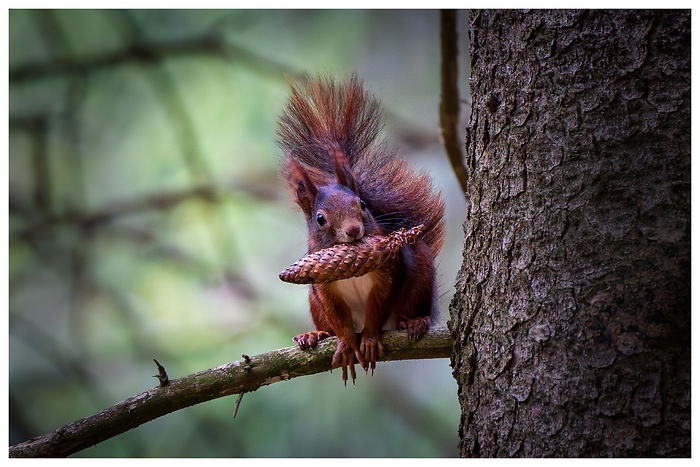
[{"x1": 279, "y1": 225, "x2": 424, "y2": 284}]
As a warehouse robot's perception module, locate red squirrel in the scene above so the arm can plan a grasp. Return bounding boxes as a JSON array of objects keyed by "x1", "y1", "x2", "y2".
[{"x1": 277, "y1": 75, "x2": 445, "y2": 383}]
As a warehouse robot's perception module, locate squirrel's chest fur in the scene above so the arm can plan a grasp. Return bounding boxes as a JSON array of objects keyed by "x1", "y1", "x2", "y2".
[{"x1": 332, "y1": 272, "x2": 395, "y2": 333}]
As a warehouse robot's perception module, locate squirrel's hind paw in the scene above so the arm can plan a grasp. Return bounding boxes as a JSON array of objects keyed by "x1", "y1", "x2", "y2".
[
  {"x1": 331, "y1": 340, "x2": 366, "y2": 385},
  {"x1": 360, "y1": 333, "x2": 385, "y2": 375},
  {"x1": 399, "y1": 316, "x2": 431, "y2": 341}
]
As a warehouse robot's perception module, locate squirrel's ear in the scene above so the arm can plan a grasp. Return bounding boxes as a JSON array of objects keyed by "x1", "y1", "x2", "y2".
[
  {"x1": 330, "y1": 147, "x2": 359, "y2": 193},
  {"x1": 285, "y1": 158, "x2": 317, "y2": 216}
]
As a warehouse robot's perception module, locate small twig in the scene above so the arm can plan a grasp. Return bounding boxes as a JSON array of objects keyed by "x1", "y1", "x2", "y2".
[
  {"x1": 152, "y1": 359, "x2": 169, "y2": 387},
  {"x1": 439, "y1": 9, "x2": 469, "y2": 194},
  {"x1": 233, "y1": 392, "x2": 245, "y2": 418},
  {"x1": 242, "y1": 354, "x2": 252, "y2": 372}
]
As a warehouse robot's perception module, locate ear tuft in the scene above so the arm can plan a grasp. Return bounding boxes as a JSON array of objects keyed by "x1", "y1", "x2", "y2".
[
  {"x1": 329, "y1": 146, "x2": 358, "y2": 193},
  {"x1": 284, "y1": 157, "x2": 318, "y2": 216}
]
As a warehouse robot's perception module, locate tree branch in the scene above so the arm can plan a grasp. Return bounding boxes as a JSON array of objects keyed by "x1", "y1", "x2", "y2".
[
  {"x1": 9, "y1": 33, "x2": 305, "y2": 84},
  {"x1": 9, "y1": 327, "x2": 453, "y2": 458},
  {"x1": 439, "y1": 9, "x2": 469, "y2": 194}
]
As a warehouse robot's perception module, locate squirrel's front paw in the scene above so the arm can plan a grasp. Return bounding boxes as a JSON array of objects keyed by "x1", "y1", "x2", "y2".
[
  {"x1": 360, "y1": 332, "x2": 385, "y2": 375},
  {"x1": 293, "y1": 330, "x2": 331, "y2": 350}
]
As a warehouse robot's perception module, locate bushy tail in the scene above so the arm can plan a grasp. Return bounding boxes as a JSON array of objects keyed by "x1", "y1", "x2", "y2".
[
  {"x1": 277, "y1": 74, "x2": 445, "y2": 256},
  {"x1": 277, "y1": 74, "x2": 382, "y2": 173}
]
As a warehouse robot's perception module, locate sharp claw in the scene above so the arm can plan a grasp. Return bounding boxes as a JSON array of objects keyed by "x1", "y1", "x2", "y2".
[{"x1": 350, "y1": 362, "x2": 356, "y2": 384}]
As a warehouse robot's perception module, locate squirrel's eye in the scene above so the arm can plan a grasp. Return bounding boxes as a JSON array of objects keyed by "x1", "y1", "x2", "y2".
[
  {"x1": 316, "y1": 212, "x2": 326, "y2": 226},
  {"x1": 359, "y1": 199, "x2": 367, "y2": 211}
]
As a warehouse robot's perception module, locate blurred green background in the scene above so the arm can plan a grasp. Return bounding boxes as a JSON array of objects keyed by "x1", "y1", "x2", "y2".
[{"x1": 8, "y1": 10, "x2": 468, "y2": 457}]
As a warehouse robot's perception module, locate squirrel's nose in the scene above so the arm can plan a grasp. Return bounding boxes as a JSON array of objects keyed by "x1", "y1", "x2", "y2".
[{"x1": 345, "y1": 224, "x2": 363, "y2": 241}]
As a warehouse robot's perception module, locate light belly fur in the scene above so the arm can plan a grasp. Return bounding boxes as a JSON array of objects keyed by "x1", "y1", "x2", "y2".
[{"x1": 333, "y1": 273, "x2": 395, "y2": 333}]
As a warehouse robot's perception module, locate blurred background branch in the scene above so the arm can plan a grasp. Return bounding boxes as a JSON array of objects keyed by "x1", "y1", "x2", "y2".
[
  {"x1": 8, "y1": 10, "x2": 469, "y2": 457},
  {"x1": 439, "y1": 9, "x2": 468, "y2": 194}
]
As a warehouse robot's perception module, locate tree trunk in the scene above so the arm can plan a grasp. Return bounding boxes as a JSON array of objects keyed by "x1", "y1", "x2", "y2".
[{"x1": 450, "y1": 10, "x2": 690, "y2": 457}]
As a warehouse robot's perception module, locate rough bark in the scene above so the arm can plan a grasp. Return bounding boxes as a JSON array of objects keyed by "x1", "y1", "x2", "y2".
[{"x1": 450, "y1": 10, "x2": 690, "y2": 457}]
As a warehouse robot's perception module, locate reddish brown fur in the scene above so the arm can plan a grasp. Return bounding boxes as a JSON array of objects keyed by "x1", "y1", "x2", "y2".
[{"x1": 277, "y1": 74, "x2": 445, "y2": 383}]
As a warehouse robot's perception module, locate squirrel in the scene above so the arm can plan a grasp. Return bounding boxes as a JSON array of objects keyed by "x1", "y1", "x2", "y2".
[{"x1": 277, "y1": 74, "x2": 446, "y2": 383}]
